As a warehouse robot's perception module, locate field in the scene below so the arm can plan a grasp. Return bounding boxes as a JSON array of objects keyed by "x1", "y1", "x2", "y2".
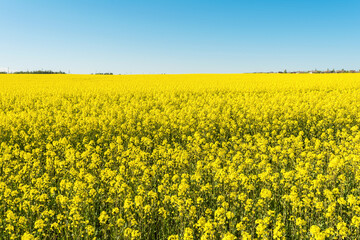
[{"x1": 1, "y1": 73, "x2": 360, "y2": 240}]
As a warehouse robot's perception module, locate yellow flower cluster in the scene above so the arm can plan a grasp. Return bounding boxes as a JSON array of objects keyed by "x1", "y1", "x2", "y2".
[{"x1": 0, "y1": 73, "x2": 360, "y2": 239}]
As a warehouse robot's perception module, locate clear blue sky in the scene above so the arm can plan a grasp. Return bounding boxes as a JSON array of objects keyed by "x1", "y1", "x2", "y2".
[{"x1": 1, "y1": 0, "x2": 359, "y2": 74}]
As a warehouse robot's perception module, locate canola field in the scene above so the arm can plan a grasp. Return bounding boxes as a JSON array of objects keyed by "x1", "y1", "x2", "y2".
[{"x1": 1, "y1": 73, "x2": 360, "y2": 240}]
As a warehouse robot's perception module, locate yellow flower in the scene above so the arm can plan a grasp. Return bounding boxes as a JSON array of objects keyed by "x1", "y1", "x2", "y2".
[
  {"x1": 184, "y1": 228, "x2": 194, "y2": 240},
  {"x1": 337, "y1": 197, "x2": 346, "y2": 205},
  {"x1": 168, "y1": 235, "x2": 179, "y2": 240},
  {"x1": 310, "y1": 225, "x2": 326, "y2": 240},
  {"x1": 222, "y1": 232, "x2": 236, "y2": 240},
  {"x1": 351, "y1": 216, "x2": 360, "y2": 227},
  {"x1": 135, "y1": 195, "x2": 143, "y2": 207},
  {"x1": 295, "y1": 217, "x2": 306, "y2": 226},
  {"x1": 336, "y1": 222, "x2": 349, "y2": 237},
  {"x1": 226, "y1": 211, "x2": 235, "y2": 220},
  {"x1": 21, "y1": 232, "x2": 35, "y2": 240},
  {"x1": 86, "y1": 225, "x2": 95, "y2": 236},
  {"x1": 347, "y1": 194, "x2": 357, "y2": 206},
  {"x1": 34, "y1": 219, "x2": 46, "y2": 232},
  {"x1": 98, "y1": 211, "x2": 109, "y2": 224},
  {"x1": 241, "y1": 231, "x2": 252, "y2": 240},
  {"x1": 260, "y1": 188, "x2": 272, "y2": 199}
]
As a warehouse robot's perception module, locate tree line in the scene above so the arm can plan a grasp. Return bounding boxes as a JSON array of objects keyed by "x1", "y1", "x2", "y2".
[{"x1": 13, "y1": 70, "x2": 66, "y2": 74}]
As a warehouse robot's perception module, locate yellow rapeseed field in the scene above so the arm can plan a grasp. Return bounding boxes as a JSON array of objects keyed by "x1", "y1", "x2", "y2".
[{"x1": 1, "y1": 73, "x2": 360, "y2": 239}]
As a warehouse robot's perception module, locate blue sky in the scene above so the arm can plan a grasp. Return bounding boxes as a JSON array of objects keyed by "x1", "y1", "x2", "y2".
[{"x1": 1, "y1": 0, "x2": 359, "y2": 74}]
